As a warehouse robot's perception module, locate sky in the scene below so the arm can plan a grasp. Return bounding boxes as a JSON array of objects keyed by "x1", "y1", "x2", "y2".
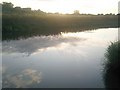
[{"x1": 1, "y1": 0, "x2": 120, "y2": 14}]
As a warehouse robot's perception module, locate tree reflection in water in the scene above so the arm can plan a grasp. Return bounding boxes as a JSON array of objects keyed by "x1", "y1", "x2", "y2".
[{"x1": 103, "y1": 41, "x2": 120, "y2": 89}]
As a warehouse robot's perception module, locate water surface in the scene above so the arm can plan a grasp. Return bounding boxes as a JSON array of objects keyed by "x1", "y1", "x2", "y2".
[{"x1": 2, "y1": 28, "x2": 118, "y2": 88}]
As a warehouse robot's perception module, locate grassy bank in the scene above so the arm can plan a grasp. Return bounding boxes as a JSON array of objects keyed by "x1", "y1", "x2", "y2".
[{"x1": 2, "y1": 14, "x2": 119, "y2": 40}]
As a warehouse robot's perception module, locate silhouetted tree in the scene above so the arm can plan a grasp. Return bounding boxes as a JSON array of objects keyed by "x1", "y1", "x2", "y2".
[
  {"x1": 2, "y1": 2, "x2": 47, "y2": 15},
  {"x1": 73, "y1": 10, "x2": 80, "y2": 15},
  {"x1": 2, "y1": 2, "x2": 14, "y2": 13},
  {"x1": 98, "y1": 14, "x2": 104, "y2": 15}
]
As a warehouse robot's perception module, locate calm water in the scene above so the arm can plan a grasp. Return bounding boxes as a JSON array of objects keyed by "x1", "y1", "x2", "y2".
[{"x1": 2, "y1": 28, "x2": 118, "y2": 88}]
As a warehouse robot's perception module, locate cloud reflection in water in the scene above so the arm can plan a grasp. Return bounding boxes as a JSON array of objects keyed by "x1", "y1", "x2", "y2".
[
  {"x1": 2, "y1": 35, "x2": 86, "y2": 55},
  {"x1": 3, "y1": 68, "x2": 42, "y2": 88}
]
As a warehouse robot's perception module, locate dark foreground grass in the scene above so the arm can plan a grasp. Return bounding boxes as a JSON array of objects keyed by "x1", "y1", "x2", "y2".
[
  {"x1": 104, "y1": 41, "x2": 120, "y2": 89},
  {"x1": 105, "y1": 41, "x2": 120, "y2": 67}
]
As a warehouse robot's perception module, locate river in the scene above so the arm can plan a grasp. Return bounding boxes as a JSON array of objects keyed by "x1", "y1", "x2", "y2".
[{"x1": 2, "y1": 28, "x2": 118, "y2": 88}]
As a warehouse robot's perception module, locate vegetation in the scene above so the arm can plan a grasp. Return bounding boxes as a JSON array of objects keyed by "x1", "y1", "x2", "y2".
[
  {"x1": 2, "y1": 2, "x2": 120, "y2": 40},
  {"x1": 104, "y1": 41, "x2": 120, "y2": 89}
]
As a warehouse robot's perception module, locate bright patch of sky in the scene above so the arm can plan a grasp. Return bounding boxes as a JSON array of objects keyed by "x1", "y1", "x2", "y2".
[{"x1": 1, "y1": 0, "x2": 120, "y2": 14}]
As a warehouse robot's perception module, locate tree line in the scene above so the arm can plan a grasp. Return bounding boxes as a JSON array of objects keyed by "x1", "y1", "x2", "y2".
[
  {"x1": 2, "y1": 2, "x2": 45, "y2": 15},
  {"x1": 2, "y1": 2, "x2": 118, "y2": 16}
]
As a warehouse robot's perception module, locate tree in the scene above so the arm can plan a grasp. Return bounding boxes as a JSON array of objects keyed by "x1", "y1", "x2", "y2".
[
  {"x1": 73, "y1": 10, "x2": 80, "y2": 15},
  {"x1": 2, "y1": 2, "x2": 14, "y2": 13},
  {"x1": 2, "y1": 2, "x2": 14, "y2": 8}
]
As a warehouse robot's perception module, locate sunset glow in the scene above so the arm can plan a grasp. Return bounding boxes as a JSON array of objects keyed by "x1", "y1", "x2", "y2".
[{"x1": 1, "y1": 0, "x2": 119, "y2": 14}]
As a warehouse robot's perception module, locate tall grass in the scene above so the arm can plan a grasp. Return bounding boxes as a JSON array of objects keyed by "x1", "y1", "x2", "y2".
[
  {"x1": 104, "y1": 41, "x2": 120, "y2": 89},
  {"x1": 105, "y1": 41, "x2": 120, "y2": 69}
]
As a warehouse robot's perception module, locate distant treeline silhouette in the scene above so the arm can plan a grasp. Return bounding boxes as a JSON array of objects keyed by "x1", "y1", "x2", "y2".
[{"x1": 2, "y1": 2, "x2": 120, "y2": 40}]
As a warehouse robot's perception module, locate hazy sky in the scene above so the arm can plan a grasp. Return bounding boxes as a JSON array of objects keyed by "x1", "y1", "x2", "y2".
[{"x1": 1, "y1": 0, "x2": 120, "y2": 14}]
